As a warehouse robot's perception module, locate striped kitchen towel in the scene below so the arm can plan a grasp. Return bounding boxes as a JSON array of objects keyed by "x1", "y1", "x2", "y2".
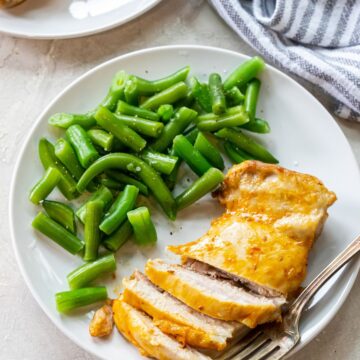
[{"x1": 210, "y1": 0, "x2": 360, "y2": 121}]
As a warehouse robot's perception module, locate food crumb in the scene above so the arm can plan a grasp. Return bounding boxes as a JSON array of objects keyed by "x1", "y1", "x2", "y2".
[{"x1": 170, "y1": 232, "x2": 173, "y2": 235}]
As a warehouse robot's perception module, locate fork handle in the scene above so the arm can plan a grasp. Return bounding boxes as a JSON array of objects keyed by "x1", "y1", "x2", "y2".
[{"x1": 289, "y1": 235, "x2": 360, "y2": 322}]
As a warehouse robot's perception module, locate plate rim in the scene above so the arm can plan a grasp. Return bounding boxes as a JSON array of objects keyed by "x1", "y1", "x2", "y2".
[
  {"x1": 0, "y1": 0, "x2": 162, "y2": 40},
  {"x1": 9, "y1": 44, "x2": 360, "y2": 359}
]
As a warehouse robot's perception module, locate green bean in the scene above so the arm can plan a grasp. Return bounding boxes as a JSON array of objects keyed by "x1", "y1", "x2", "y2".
[
  {"x1": 66, "y1": 125, "x2": 99, "y2": 168},
  {"x1": 189, "y1": 77, "x2": 212, "y2": 113},
  {"x1": 196, "y1": 110, "x2": 249, "y2": 132},
  {"x1": 101, "y1": 70, "x2": 129, "y2": 111},
  {"x1": 111, "y1": 113, "x2": 164, "y2": 138},
  {"x1": 195, "y1": 105, "x2": 243, "y2": 121},
  {"x1": 140, "y1": 82, "x2": 188, "y2": 110},
  {"x1": 127, "y1": 207, "x2": 157, "y2": 245},
  {"x1": 43, "y1": 200, "x2": 76, "y2": 234},
  {"x1": 164, "y1": 147, "x2": 181, "y2": 191},
  {"x1": 54, "y1": 138, "x2": 84, "y2": 180},
  {"x1": 100, "y1": 185, "x2": 139, "y2": 235},
  {"x1": 244, "y1": 79, "x2": 261, "y2": 120},
  {"x1": 67, "y1": 254, "x2": 116, "y2": 289},
  {"x1": 87, "y1": 129, "x2": 114, "y2": 151},
  {"x1": 76, "y1": 185, "x2": 113, "y2": 224},
  {"x1": 38, "y1": 138, "x2": 78, "y2": 200},
  {"x1": 209, "y1": 73, "x2": 226, "y2": 115},
  {"x1": 29, "y1": 167, "x2": 62, "y2": 204},
  {"x1": 106, "y1": 171, "x2": 148, "y2": 196},
  {"x1": 116, "y1": 100, "x2": 159, "y2": 121},
  {"x1": 184, "y1": 126, "x2": 199, "y2": 145},
  {"x1": 150, "y1": 107, "x2": 198, "y2": 152},
  {"x1": 140, "y1": 150, "x2": 178, "y2": 175},
  {"x1": 99, "y1": 177, "x2": 125, "y2": 191},
  {"x1": 129, "y1": 66, "x2": 190, "y2": 95},
  {"x1": 173, "y1": 135, "x2": 212, "y2": 176},
  {"x1": 157, "y1": 104, "x2": 174, "y2": 122},
  {"x1": 223, "y1": 56, "x2": 265, "y2": 90},
  {"x1": 224, "y1": 141, "x2": 253, "y2": 164},
  {"x1": 55, "y1": 287, "x2": 108, "y2": 313},
  {"x1": 48, "y1": 112, "x2": 96, "y2": 129},
  {"x1": 76, "y1": 153, "x2": 176, "y2": 220},
  {"x1": 176, "y1": 168, "x2": 224, "y2": 211},
  {"x1": 124, "y1": 78, "x2": 139, "y2": 105},
  {"x1": 215, "y1": 128, "x2": 278, "y2": 163},
  {"x1": 103, "y1": 220, "x2": 133, "y2": 252},
  {"x1": 225, "y1": 86, "x2": 245, "y2": 106},
  {"x1": 233, "y1": 146, "x2": 253, "y2": 159},
  {"x1": 241, "y1": 118, "x2": 270, "y2": 133},
  {"x1": 83, "y1": 200, "x2": 103, "y2": 261},
  {"x1": 194, "y1": 132, "x2": 224, "y2": 170},
  {"x1": 95, "y1": 106, "x2": 147, "y2": 152},
  {"x1": 32, "y1": 212, "x2": 84, "y2": 254},
  {"x1": 164, "y1": 164, "x2": 181, "y2": 191}
]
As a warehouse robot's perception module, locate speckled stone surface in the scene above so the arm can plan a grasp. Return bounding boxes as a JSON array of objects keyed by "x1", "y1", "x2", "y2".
[{"x1": 0, "y1": 1, "x2": 359, "y2": 359}]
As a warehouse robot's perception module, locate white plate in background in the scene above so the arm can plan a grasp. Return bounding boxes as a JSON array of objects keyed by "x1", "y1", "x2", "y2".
[
  {"x1": 10, "y1": 45, "x2": 360, "y2": 359},
  {"x1": 0, "y1": 0, "x2": 161, "y2": 39}
]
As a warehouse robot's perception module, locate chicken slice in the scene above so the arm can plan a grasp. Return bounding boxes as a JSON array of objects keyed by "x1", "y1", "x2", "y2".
[
  {"x1": 169, "y1": 161, "x2": 336, "y2": 296},
  {"x1": 112, "y1": 297, "x2": 211, "y2": 360},
  {"x1": 123, "y1": 271, "x2": 247, "y2": 351},
  {"x1": 145, "y1": 259, "x2": 285, "y2": 328}
]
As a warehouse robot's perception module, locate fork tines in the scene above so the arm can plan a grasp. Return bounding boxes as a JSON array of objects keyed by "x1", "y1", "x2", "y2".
[{"x1": 216, "y1": 330, "x2": 282, "y2": 360}]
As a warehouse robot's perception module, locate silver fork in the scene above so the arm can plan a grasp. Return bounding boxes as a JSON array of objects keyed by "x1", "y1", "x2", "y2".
[{"x1": 216, "y1": 235, "x2": 360, "y2": 360}]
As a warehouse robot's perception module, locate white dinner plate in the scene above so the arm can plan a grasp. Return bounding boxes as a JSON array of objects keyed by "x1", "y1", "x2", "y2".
[
  {"x1": 0, "y1": 0, "x2": 161, "y2": 39},
  {"x1": 10, "y1": 45, "x2": 360, "y2": 359}
]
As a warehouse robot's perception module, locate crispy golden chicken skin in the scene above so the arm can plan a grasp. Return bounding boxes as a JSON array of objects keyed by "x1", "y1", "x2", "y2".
[
  {"x1": 169, "y1": 161, "x2": 336, "y2": 296},
  {"x1": 216, "y1": 161, "x2": 336, "y2": 243},
  {"x1": 89, "y1": 303, "x2": 114, "y2": 337}
]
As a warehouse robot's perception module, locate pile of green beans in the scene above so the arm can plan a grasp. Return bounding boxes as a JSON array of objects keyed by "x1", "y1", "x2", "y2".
[{"x1": 29, "y1": 57, "x2": 277, "y2": 313}]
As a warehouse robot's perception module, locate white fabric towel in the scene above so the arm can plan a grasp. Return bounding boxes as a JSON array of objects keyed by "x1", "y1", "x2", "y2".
[{"x1": 210, "y1": 0, "x2": 360, "y2": 121}]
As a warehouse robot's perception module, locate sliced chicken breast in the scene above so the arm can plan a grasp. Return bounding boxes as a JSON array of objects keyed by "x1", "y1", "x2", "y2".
[
  {"x1": 112, "y1": 298, "x2": 211, "y2": 360},
  {"x1": 169, "y1": 161, "x2": 336, "y2": 296},
  {"x1": 145, "y1": 259, "x2": 286, "y2": 328},
  {"x1": 123, "y1": 271, "x2": 246, "y2": 351},
  {"x1": 185, "y1": 259, "x2": 281, "y2": 298}
]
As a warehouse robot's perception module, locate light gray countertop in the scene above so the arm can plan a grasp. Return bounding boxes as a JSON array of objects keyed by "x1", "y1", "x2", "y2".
[{"x1": 0, "y1": 1, "x2": 359, "y2": 359}]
